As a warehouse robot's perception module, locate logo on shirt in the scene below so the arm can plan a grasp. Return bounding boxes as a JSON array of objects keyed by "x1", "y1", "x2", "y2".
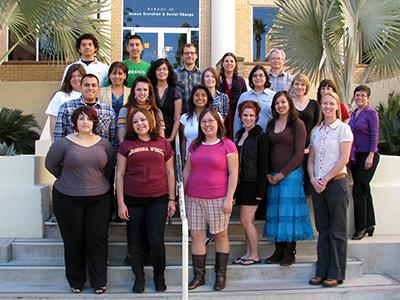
[{"x1": 128, "y1": 146, "x2": 164, "y2": 156}]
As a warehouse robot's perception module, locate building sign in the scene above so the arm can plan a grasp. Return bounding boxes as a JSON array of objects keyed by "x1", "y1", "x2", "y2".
[{"x1": 124, "y1": 0, "x2": 199, "y2": 28}]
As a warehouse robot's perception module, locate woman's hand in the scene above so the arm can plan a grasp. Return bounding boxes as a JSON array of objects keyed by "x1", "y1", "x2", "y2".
[
  {"x1": 267, "y1": 174, "x2": 276, "y2": 185},
  {"x1": 167, "y1": 200, "x2": 177, "y2": 218},
  {"x1": 222, "y1": 197, "x2": 233, "y2": 214},
  {"x1": 118, "y1": 202, "x2": 129, "y2": 221},
  {"x1": 365, "y1": 153, "x2": 374, "y2": 170},
  {"x1": 311, "y1": 178, "x2": 326, "y2": 194},
  {"x1": 272, "y1": 173, "x2": 285, "y2": 183}
]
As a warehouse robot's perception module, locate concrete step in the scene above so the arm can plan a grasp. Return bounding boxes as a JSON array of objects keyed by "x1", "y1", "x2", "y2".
[
  {"x1": 43, "y1": 218, "x2": 265, "y2": 241},
  {"x1": 0, "y1": 258, "x2": 362, "y2": 287},
  {"x1": 0, "y1": 274, "x2": 398, "y2": 299},
  {"x1": 9, "y1": 239, "x2": 317, "y2": 265}
]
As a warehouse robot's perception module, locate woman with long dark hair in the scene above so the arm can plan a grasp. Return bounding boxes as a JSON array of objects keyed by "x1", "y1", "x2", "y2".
[
  {"x1": 147, "y1": 58, "x2": 182, "y2": 143},
  {"x1": 100, "y1": 61, "x2": 130, "y2": 117},
  {"x1": 116, "y1": 108, "x2": 176, "y2": 293},
  {"x1": 180, "y1": 84, "x2": 213, "y2": 160},
  {"x1": 264, "y1": 91, "x2": 313, "y2": 267},
  {"x1": 117, "y1": 76, "x2": 165, "y2": 143},
  {"x1": 46, "y1": 63, "x2": 86, "y2": 139},
  {"x1": 217, "y1": 52, "x2": 247, "y2": 139}
]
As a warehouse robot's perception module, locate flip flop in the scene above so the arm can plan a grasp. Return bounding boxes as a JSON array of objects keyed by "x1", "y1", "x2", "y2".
[
  {"x1": 239, "y1": 258, "x2": 260, "y2": 265},
  {"x1": 232, "y1": 256, "x2": 244, "y2": 264}
]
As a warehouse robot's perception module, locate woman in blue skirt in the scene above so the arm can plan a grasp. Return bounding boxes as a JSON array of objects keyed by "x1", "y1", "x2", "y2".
[{"x1": 264, "y1": 91, "x2": 314, "y2": 266}]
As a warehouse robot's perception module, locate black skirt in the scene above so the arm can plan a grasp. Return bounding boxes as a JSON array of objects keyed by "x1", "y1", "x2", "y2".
[{"x1": 235, "y1": 181, "x2": 260, "y2": 206}]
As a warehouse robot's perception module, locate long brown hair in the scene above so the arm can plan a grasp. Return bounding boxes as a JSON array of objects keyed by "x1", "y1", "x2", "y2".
[
  {"x1": 125, "y1": 108, "x2": 160, "y2": 141},
  {"x1": 191, "y1": 108, "x2": 225, "y2": 150}
]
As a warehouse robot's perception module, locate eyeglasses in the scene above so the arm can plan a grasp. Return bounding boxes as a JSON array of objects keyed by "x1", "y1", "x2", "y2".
[
  {"x1": 156, "y1": 67, "x2": 168, "y2": 72},
  {"x1": 270, "y1": 57, "x2": 283, "y2": 61},
  {"x1": 183, "y1": 51, "x2": 196, "y2": 56},
  {"x1": 253, "y1": 73, "x2": 265, "y2": 78},
  {"x1": 200, "y1": 119, "x2": 216, "y2": 125}
]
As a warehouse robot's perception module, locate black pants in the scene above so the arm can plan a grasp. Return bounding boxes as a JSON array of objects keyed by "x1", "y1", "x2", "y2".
[
  {"x1": 53, "y1": 188, "x2": 111, "y2": 288},
  {"x1": 126, "y1": 197, "x2": 168, "y2": 279},
  {"x1": 312, "y1": 178, "x2": 349, "y2": 280},
  {"x1": 352, "y1": 152, "x2": 380, "y2": 230}
]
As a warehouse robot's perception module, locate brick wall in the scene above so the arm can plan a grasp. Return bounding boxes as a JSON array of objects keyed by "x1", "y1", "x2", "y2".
[
  {"x1": 111, "y1": 0, "x2": 122, "y2": 62},
  {"x1": 0, "y1": 62, "x2": 65, "y2": 82}
]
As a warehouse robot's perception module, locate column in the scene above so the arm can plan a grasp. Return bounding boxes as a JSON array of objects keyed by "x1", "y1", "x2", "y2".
[{"x1": 211, "y1": 0, "x2": 236, "y2": 66}]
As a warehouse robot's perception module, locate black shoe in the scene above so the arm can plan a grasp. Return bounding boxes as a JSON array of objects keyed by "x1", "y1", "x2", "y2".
[
  {"x1": 352, "y1": 229, "x2": 368, "y2": 240},
  {"x1": 367, "y1": 226, "x2": 375, "y2": 237},
  {"x1": 132, "y1": 278, "x2": 145, "y2": 293},
  {"x1": 154, "y1": 275, "x2": 167, "y2": 292},
  {"x1": 123, "y1": 254, "x2": 131, "y2": 266}
]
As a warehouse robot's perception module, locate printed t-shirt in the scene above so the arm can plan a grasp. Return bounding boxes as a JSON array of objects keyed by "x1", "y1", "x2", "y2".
[
  {"x1": 186, "y1": 139, "x2": 237, "y2": 199},
  {"x1": 123, "y1": 60, "x2": 151, "y2": 88},
  {"x1": 118, "y1": 138, "x2": 174, "y2": 199}
]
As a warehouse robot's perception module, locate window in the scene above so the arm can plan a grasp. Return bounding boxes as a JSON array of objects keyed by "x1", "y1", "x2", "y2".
[{"x1": 253, "y1": 7, "x2": 279, "y2": 62}]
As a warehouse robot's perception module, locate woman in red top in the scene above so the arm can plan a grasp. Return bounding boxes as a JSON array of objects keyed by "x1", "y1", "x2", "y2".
[
  {"x1": 217, "y1": 52, "x2": 248, "y2": 138},
  {"x1": 116, "y1": 108, "x2": 176, "y2": 293},
  {"x1": 317, "y1": 79, "x2": 350, "y2": 122}
]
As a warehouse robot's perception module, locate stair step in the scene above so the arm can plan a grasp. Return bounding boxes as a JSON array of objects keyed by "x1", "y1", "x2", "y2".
[
  {"x1": 44, "y1": 219, "x2": 265, "y2": 241},
  {"x1": 9, "y1": 239, "x2": 317, "y2": 265},
  {"x1": 0, "y1": 258, "x2": 362, "y2": 287},
  {"x1": 0, "y1": 274, "x2": 397, "y2": 299}
]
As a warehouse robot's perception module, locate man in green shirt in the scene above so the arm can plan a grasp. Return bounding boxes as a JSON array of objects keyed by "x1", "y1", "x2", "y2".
[{"x1": 123, "y1": 34, "x2": 151, "y2": 88}]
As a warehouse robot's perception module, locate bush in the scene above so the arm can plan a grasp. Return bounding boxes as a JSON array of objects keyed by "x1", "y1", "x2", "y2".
[
  {"x1": 0, "y1": 107, "x2": 40, "y2": 154},
  {"x1": 376, "y1": 92, "x2": 400, "y2": 156}
]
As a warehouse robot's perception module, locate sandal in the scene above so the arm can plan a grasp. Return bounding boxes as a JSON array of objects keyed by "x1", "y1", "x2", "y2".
[
  {"x1": 232, "y1": 256, "x2": 244, "y2": 264},
  {"x1": 239, "y1": 258, "x2": 260, "y2": 266},
  {"x1": 71, "y1": 287, "x2": 81, "y2": 293},
  {"x1": 95, "y1": 286, "x2": 107, "y2": 294}
]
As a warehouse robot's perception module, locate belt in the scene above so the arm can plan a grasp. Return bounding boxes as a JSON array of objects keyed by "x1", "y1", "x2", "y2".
[{"x1": 331, "y1": 173, "x2": 347, "y2": 181}]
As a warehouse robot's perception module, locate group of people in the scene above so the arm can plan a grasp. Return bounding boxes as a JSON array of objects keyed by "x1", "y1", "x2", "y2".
[{"x1": 44, "y1": 32, "x2": 380, "y2": 294}]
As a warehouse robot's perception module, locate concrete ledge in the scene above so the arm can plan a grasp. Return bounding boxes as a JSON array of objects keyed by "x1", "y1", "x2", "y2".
[
  {"x1": 0, "y1": 155, "x2": 53, "y2": 239},
  {"x1": 0, "y1": 239, "x2": 12, "y2": 262}
]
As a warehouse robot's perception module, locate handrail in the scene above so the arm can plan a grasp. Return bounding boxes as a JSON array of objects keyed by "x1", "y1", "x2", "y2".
[{"x1": 174, "y1": 134, "x2": 189, "y2": 300}]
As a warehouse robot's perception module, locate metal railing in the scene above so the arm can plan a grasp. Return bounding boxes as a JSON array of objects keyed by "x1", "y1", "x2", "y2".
[{"x1": 174, "y1": 134, "x2": 189, "y2": 300}]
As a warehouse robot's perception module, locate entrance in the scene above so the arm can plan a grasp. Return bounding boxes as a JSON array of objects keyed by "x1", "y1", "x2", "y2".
[{"x1": 122, "y1": 28, "x2": 199, "y2": 67}]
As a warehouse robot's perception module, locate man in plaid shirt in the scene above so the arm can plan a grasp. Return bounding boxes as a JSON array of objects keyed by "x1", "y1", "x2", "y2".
[
  {"x1": 175, "y1": 43, "x2": 202, "y2": 113},
  {"x1": 54, "y1": 74, "x2": 117, "y2": 149}
]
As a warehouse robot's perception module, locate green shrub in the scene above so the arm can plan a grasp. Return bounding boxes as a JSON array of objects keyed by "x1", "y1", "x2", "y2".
[
  {"x1": 376, "y1": 92, "x2": 400, "y2": 156},
  {"x1": 0, "y1": 107, "x2": 40, "y2": 154}
]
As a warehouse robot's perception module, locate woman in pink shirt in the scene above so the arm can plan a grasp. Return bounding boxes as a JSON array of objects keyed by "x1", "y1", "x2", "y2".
[{"x1": 183, "y1": 108, "x2": 238, "y2": 291}]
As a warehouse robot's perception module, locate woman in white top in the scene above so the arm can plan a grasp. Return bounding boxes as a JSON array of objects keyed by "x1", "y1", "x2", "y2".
[
  {"x1": 180, "y1": 84, "x2": 213, "y2": 160},
  {"x1": 307, "y1": 92, "x2": 353, "y2": 288},
  {"x1": 46, "y1": 64, "x2": 86, "y2": 140}
]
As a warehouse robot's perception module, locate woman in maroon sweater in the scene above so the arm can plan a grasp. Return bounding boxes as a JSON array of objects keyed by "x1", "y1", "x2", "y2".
[{"x1": 116, "y1": 108, "x2": 176, "y2": 293}]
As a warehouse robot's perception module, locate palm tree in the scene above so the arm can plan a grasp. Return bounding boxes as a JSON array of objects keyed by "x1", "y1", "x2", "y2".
[
  {"x1": 0, "y1": 0, "x2": 111, "y2": 65},
  {"x1": 270, "y1": 0, "x2": 400, "y2": 104},
  {"x1": 253, "y1": 18, "x2": 266, "y2": 61},
  {"x1": 0, "y1": 107, "x2": 40, "y2": 154}
]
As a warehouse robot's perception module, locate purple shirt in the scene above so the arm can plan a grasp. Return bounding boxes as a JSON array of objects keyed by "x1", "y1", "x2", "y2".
[{"x1": 349, "y1": 105, "x2": 379, "y2": 160}]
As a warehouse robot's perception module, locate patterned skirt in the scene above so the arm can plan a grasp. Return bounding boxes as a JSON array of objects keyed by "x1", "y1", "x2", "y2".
[{"x1": 264, "y1": 167, "x2": 314, "y2": 242}]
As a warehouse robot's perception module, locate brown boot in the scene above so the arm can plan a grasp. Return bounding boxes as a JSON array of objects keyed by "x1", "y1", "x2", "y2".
[
  {"x1": 214, "y1": 252, "x2": 229, "y2": 291},
  {"x1": 264, "y1": 242, "x2": 285, "y2": 264},
  {"x1": 280, "y1": 242, "x2": 296, "y2": 266},
  {"x1": 188, "y1": 254, "x2": 206, "y2": 290}
]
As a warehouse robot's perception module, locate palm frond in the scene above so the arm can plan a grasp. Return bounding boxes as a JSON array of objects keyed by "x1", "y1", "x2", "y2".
[{"x1": 0, "y1": 0, "x2": 111, "y2": 65}]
